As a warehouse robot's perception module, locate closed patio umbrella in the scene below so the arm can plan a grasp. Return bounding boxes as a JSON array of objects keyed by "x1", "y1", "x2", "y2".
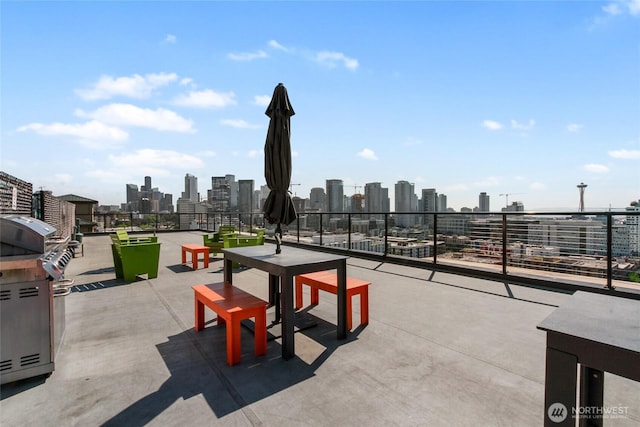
[{"x1": 263, "y1": 83, "x2": 297, "y2": 254}]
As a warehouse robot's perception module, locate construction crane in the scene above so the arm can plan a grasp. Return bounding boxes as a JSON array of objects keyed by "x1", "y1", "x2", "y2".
[
  {"x1": 351, "y1": 184, "x2": 362, "y2": 195},
  {"x1": 499, "y1": 193, "x2": 524, "y2": 207}
]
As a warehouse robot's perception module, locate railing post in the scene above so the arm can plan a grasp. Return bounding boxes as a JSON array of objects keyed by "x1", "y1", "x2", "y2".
[
  {"x1": 319, "y1": 214, "x2": 323, "y2": 246},
  {"x1": 297, "y1": 215, "x2": 300, "y2": 242},
  {"x1": 607, "y1": 213, "x2": 613, "y2": 289},
  {"x1": 502, "y1": 213, "x2": 507, "y2": 276},
  {"x1": 348, "y1": 213, "x2": 352, "y2": 250},
  {"x1": 433, "y1": 213, "x2": 438, "y2": 265},
  {"x1": 384, "y1": 213, "x2": 389, "y2": 257}
]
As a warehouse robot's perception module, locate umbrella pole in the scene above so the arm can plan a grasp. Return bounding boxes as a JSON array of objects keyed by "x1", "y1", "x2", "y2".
[{"x1": 275, "y1": 223, "x2": 282, "y2": 254}]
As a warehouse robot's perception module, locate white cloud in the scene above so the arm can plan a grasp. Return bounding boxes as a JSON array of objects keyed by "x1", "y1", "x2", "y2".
[
  {"x1": 583, "y1": 163, "x2": 609, "y2": 173},
  {"x1": 603, "y1": 0, "x2": 640, "y2": 16},
  {"x1": 227, "y1": 50, "x2": 268, "y2": 61},
  {"x1": 482, "y1": 120, "x2": 503, "y2": 130},
  {"x1": 254, "y1": 95, "x2": 271, "y2": 107},
  {"x1": 200, "y1": 150, "x2": 216, "y2": 158},
  {"x1": 75, "y1": 72, "x2": 178, "y2": 100},
  {"x1": 219, "y1": 119, "x2": 261, "y2": 129},
  {"x1": 567, "y1": 123, "x2": 583, "y2": 132},
  {"x1": 173, "y1": 89, "x2": 237, "y2": 108},
  {"x1": 247, "y1": 149, "x2": 261, "y2": 158},
  {"x1": 609, "y1": 149, "x2": 640, "y2": 159},
  {"x1": 511, "y1": 119, "x2": 535, "y2": 131},
  {"x1": 180, "y1": 78, "x2": 194, "y2": 87},
  {"x1": 17, "y1": 120, "x2": 128, "y2": 142},
  {"x1": 108, "y1": 149, "x2": 204, "y2": 170},
  {"x1": 76, "y1": 103, "x2": 194, "y2": 132},
  {"x1": 357, "y1": 148, "x2": 378, "y2": 160},
  {"x1": 165, "y1": 34, "x2": 177, "y2": 44},
  {"x1": 268, "y1": 40, "x2": 289, "y2": 52},
  {"x1": 315, "y1": 51, "x2": 359, "y2": 71}
]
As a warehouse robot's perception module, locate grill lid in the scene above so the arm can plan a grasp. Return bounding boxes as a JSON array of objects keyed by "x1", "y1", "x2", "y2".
[{"x1": 0, "y1": 215, "x2": 57, "y2": 256}]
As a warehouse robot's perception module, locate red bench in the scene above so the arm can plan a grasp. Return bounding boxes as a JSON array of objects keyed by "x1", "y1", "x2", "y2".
[
  {"x1": 192, "y1": 282, "x2": 268, "y2": 366},
  {"x1": 295, "y1": 271, "x2": 371, "y2": 331}
]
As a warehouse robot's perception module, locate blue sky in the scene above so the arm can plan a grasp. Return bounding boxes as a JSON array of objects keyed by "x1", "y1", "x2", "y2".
[{"x1": 2, "y1": 1, "x2": 639, "y2": 211}]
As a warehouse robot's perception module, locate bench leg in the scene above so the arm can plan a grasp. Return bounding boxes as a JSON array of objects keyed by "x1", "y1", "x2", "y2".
[
  {"x1": 295, "y1": 277, "x2": 303, "y2": 309},
  {"x1": 310, "y1": 287, "x2": 320, "y2": 305},
  {"x1": 254, "y1": 310, "x2": 267, "y2": 357},
  {"x1": 191, "y1": 251, "x2": 198, "y2": 270},
  {"x1": 182, "y1": 248, "x2": 187, "y2": 264},
  {"x1": 347, "y1": 293, "x2": 353, "y2": 331},
  {"x1": 360, "y1": 288, "x2": 369, "y2": 326},
  {"x1": 227, "y1": 319, "x2": 242, "y2": 366},
  {"x1": 203, "y1": 250, "x2": 209, "y2": 268},
  {"x1": 194, "y1": 297, "x2": 205, "y2": 331}
]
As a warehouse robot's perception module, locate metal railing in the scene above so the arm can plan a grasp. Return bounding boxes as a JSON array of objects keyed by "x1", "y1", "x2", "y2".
[{"x1": 90, "y1": 209, "x2": 640, "y2": 296}]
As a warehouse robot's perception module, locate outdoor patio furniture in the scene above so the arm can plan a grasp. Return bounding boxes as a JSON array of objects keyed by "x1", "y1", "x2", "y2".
[
  {"x1": 110, "y1": 232, "x2": 161, "y2": 282},
  {"x1": 181, "y1": 244, "x2": 209, "y2": 270},
  {"x1": 192, "y1": 282, "x2": 268, "y2": 366},
  {"x1": 295, "y1": 271, "x2": 371, "y2": 331}
]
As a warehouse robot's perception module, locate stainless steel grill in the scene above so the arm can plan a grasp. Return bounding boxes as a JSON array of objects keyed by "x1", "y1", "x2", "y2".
[{"x1": 0, "y1": 215, "x2": 71, "y2": 384}]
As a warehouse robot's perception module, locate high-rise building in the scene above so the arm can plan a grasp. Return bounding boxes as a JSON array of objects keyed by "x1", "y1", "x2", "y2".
[
  {"x1": 226, "y1": 174, "x2": 238, "y2": 210},
  {"x1": 238, "y1": 179, "x2": 254, "y2": 224},
  {"x1": 210, "y1": 176, "x2": 230, "y2": 212},
  {"x1": 395, "y1": 180, "x2": 415, "y2": 227},
  {"x1": 125, "y1": 184, "x2": 139, "y2": 212},
  {"x1": 364, "y1": 182, "x2": 389, "y2": 220},
  {"x1": 626, "y1": 202, "x2": 640, "y2": 256},
  {"x1": 421, "y1": 188, "x2": 437, "y2": 229},
  {"x1": 326, "y1": 179, "x2": 344, "y2": 217},
  {"x1": 438, "y1": 194, "x2": 447, "y2": 212},
  {"x1": 309, "y1": 187, "x2": 326, "y2": 211},
  {"x1": 479, "y1": 192, "x2": 490, "y2": 212},
  {"x1": 181, "y1": 174, "x2": 198, "y2": 203}
]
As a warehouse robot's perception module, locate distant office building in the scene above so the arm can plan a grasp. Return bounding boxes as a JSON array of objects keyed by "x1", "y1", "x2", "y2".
[
  {"x1": 351, "y1": 194, "x2": 365, "y2": 215},
  {"x1": 479, "y1": 192, "x2": 490, "y2": 212},
  {"x1": 238, "y1": 179, "x2": 254, "y2": 224},
  {"x1": 126, "y1": 184, "x2": 139, "y2": 212},
  {"x1": 502, "y1": 201, "x2": 525, "y2": 212},
  {"x1": 395, "y1": 180, "x2": 415, "y2": 227},
  {"x1": 438, "y1": 194, "x2": 447, "y2": 212},
  {"x1": 326, "y1": 179, "x2": 344, "y2": 217},
  {"x1": 309, "y1": 187, "x2": 326, "y2": 211},
  {"x1": 182, "y1": 174, "x2": 199, "y2": 203},
  {"x1": 210, "y1": 176, "x2": 230, "y2": 212},
  {"x1": 226, "y1": 174, "x2": 238, "y2": 210},
  {"x1": 364, "y1": 182, "x2": 389, "y2": 220},
  {"x1": 421, "y1": 188, "x2": 437, "y2": 229}
]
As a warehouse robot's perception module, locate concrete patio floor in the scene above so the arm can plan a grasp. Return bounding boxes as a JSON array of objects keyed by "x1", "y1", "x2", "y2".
[{"x1": 1, "y1": 232, "x2": 639, "y2": 426}]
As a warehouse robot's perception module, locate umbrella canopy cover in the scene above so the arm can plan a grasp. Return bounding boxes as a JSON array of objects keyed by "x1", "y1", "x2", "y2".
[{"x1": 263, "y1": 83, "x2": 298, "y2": 226}]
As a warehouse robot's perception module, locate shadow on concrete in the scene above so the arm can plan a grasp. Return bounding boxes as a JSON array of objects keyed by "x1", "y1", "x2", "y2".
[
  {"x1": 101, "y1": 314, "x2": 364, "y2": 425},
  {"x1": 71, "y1": 279, "x2": 131, "y2": 293}
]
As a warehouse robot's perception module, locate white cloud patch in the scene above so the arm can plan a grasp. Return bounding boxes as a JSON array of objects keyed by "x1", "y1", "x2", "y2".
[
  {"x1": 583, "y1": 163, "x2": 609, "y2": 173},
  {"x1": 227, "y1": 50, "x2": 268, "y2": 61},
  {"x1": 357, "y1": 148, "x2": 378, "y2": 160},
  {"x1": 609, "y1": 149, "x2": 640, "y2": 159},
  {"x1": 268, "y1": 40, "x2": 289, "y2": 52},
  {"x1": 254, "y1": 95, "x2": 271, "y2": 107},
  {"x1": 603, "y1": 0, "x2": 640, "y2": 16},
  {"x1": 173, "y1": 89, "x2": 237, "y2": 108},
  {"x1": 511, "y1": 119, "x2": 536, "y2": 131},
  {"x1": 180, "y1": 78, "x2": 194, "y2": 87},
  {"x1": 403, "y1": 137, "x2": 423, "y2": 147},
  {"x1": 567, "y1": 123, "x2": 583, "y2": 132},
  {"x1": 219, "y1": 119, "x2": 261, "y2": 129},
  {"x1": 76, "y1": 103, "x2": 194, "y2": 132},
  {"x1": 17, "y1": 120, "x2": 128, "y2": 144},
  {"x1": 247, "y1": 149, "x2": 261, "y2": 158},
  {"x1": 108, "y1": 149, "x2": 204, "y2": 171},
  {"x1": 315, "y1": 51, "x2": 359, "y2": 71},
  {"x1": 482, "y1": 120, "x2": 503, "y2": 130},
  {"x1": 75, "y1": 72, "x2": 178, "y2": 100},
  {"x1": 164, "y1": 34, "x2": 177, "y2": 44}
]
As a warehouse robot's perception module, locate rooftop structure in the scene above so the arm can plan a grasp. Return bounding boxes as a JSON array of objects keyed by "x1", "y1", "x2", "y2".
[{"x1": 2, "y1": 233, "x2": 638, "y2": 425}]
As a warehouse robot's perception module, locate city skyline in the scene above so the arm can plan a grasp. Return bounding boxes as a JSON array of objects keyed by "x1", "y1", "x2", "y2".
[{"x1": 2, "y1": 2, "x2": 639, "y2": 211}]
